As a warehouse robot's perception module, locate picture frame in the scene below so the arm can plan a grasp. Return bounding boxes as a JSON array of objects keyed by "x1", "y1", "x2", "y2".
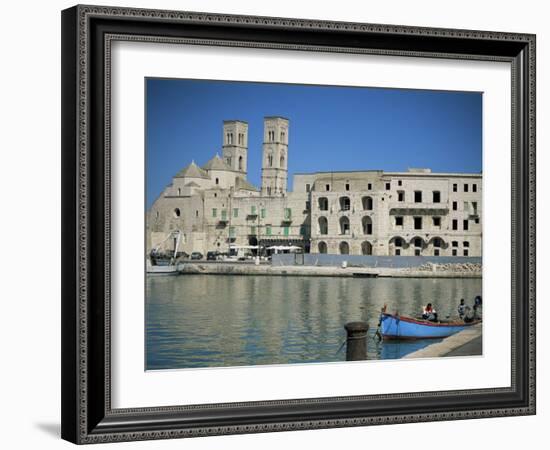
[{"x1": 61, "y1": 4, "x2": 536, "y2": 444}]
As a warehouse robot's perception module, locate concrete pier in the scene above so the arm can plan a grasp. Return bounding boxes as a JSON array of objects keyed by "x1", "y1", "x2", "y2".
[
  {"x1": 403, "y1": 323, "x2": 482, "y2": 359},
  {"x1": 177, "y1": 262, "x2": 481, "y2": 278}
]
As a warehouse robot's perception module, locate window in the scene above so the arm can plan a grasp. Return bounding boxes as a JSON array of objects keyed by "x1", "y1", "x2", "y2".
[
  {"x1": 221, "y1": 210, "x2": 227, "y2": 220},
  {"x1": 463, "y1": 220, "x2": 469, "y2": 231},
  {"x1": 345, "y1": 183, "x2": 350, "y2": 191},
  {"x1": 464, "y1": 183, "x2": 469, "y2": 192},
  {"x1": 433, "y1": 217, "x2": 441, "y2": 227},
  {"x1": 432, "y1": 191, "x2": 441, "y2": 203},
  {"x1": 385, "y1": 182, "x2": 391, "y2": 190},
  {"x1": 318, "y1": 217, "x2": 328, "y2": 235},
  {"x1": 398, "y1": 180, "x2": 402, "y2": 186},
  {"x1": 362, "y1": 216, "x2": 373, "y2": 235},
  {"x1": 284, "y1": 208, "x2": 292, "y2": 220},
  {"x1": 452, "y1": 241, "x2": 458, "y2": 247},
  {"x1": 212, "y1": 208, "x2": 217, "y2": 218},
  {"x1": 362, "y1": 196, "x2": 373, "y2": 210},
  {"x1": 395, "y1": 238, "x2": 403, "y2": 247},
  {"x1": 300, "y1": 225, "x2": 307, "y2": 236},
  {"x1": 340, "y1": 216, "x2": 350, "y2": 235},
  {"x1": 229, "y1": 226, "x2": 235, "y2": 238},
  {"x1": 215, "y1": 178, "x2": 219, "y2": 185},
  {"x1": 325, "y1": 184, "x2": 330, "y2": 191},
  {"x1": 174, "y1": 208, "x2": 181, "y2": 218},
  {"x1": 452, "y1": 219, "x2": 458, "y2": 230},
  {"x1": 195, "y1": 210, "x2": 199, "y2": 217},
  {"x1": 453, "y1": 201, "x2": 458, "y2": 211},
  {"x1": 266, "y1": 225, "x2": 272, "y2": 236},
  {"x1": 250, "y1": 226, "x2": 256, "y2": 235},
  {"x1": 415, "y1": 249, "x2": 421, "y2": 256},
  {"x1": 433, "y1": 238, "x2": 441, "y2": 248},
  {"x1": 464, "y1": 201, "x2": 469, "y2": 213},
  {"x1": 238, "y1": 156, "x2": 243, "y2": 171},
  {"x1": 473, "y1": 183, "x2": 477, "y2": 192},
  {"x1": 472, "y1": 202, "x2": 478, "y2": 215},
  {"x1": 452, "y1": 249, "x2": 458, "y2": 256},
  {"x1": 318, "y1": 242, "x2": 327, "y2": 254},
  {"x1": 434, "y1": 249, "x2": 440, "y2": 256},
  {"x1": 475, "y1": 218, "x2": 480, "y2": 224},
  {"x1": 398, "y1": 191, "x2": 405, "y2": 202},
  {"x1": 283, "y1": 226, "x2": 290, "y2": 236},
  {"x1": 339, "y1": 241, "x2": 350, "y2": 255},
  {"x1": 414, "y1": 217, "x2": 422, "y2": 230},
  {"x1": 318, "y1": 197, "x2": 329, "y2": 211},
  {"x1": 280, "y1": 131, "x2": 285, "y2": 142},
  {"x1": 395, "y1": 216, "x2": 403, "y2": 227},
  {"x1": 414, "y1": 191, "x2": 422, "y2": 203},
  {"x1": 233, "y1": 208, "x2": 239, "y2": 218},
  {"x1": 395, "y1": 249, "x2": 401, "y2": 256},
  {"x1": 463, "y1": 241, "x2": 470, "y2": 247},
  {"x1": 260, "y1": 208, "x2": 265, "y2": 219},
  {"x1": 339, "y1": 197, "x2": 351, "y2": 211},
  {"x1": 305, "y1": 183, "x2": 310, "y2": 192},
  {"x1": 305, "y1": 201, "x2": 310, "y2": 210},
  {"x1": 464, "y1": 249, "x2": 469, "y2": 256},
  {"x1": 367, "y1": 183, "x2": 372, "y2": 190},
  {"x1": 453, "y1": 183, "x2": 458, "y2": 192},
  {"x1": 251, "y1": 205, "x2": 256, "y2": 215},
  {"x1": 177, "y1": 188, "x2": 181, "y2": 196}
]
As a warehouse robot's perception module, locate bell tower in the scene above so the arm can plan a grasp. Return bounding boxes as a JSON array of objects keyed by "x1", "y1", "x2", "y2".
[
  {"x1": 222, "y1": 120, "x2": 248, "y2": 177},
  {"x1": 261, "y1": 117, "x2": 289, "y2": 197}
]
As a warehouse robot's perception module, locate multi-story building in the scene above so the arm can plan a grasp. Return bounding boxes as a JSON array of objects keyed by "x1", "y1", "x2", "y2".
[{"x1": 147, "y1": 117, "x2": 482, "y2": 257}]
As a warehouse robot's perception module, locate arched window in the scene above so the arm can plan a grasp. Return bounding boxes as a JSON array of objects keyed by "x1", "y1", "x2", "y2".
[
  {"x1": 174, "y1": 208, "x2": 181, "y2": 218},
  {"x1": 339, "y1": 196, "x2": 351, "y2": 211},
  {"x1": 238, "y1": 156, "x2": 243, "y2": 171},
  {"x1": 318, "y1": 241, "x2": 327, "y2": 254},
  {"x1": 177, "y1": 188, "x2": 181, "y2": 196},
  {"x1": 362, "y1": 196, "x2": 373, "y2": 210},
  {"x1": 362, "y1": 216, "x2": 373, "y2": 235},
  {"x1": 339, "y1": 241, "x2": 350, "y2": 255},
  {"x1": 267, "y1": 153, "x2": 273, "y2": 167},
  {"x1": 339, "y1": 216, "x2": 350, "y2": 235},
  {"x1": 215, "y1": 178, "x2": 219, "y2": 185},
  {"x1": 318, "y1": 217, "x2": 328, "y2": 235},
  {"x1": 361, "y1": 241, "x2": 372, "y2": 255},
  {"x1": 318, "y1": 197, "x2": 329, "y2": 211},
  {"x1": 280, "y1": 152, "x2": 285, "y2": 168}
]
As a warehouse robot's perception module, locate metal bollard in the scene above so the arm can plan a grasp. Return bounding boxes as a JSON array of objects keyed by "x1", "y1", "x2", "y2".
[{"x1": 344, "y1": 321, "x2": 369, "y2": 361}]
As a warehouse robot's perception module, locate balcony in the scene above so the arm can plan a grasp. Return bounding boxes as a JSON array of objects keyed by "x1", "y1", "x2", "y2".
[{"x1": 389, "y1": 203, "x2": 449, "y2": 215}]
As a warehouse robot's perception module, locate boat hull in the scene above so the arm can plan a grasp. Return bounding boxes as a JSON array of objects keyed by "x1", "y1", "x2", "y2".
[{"x1": 380, "y1": 313, "x2": 480, "y2": 340}]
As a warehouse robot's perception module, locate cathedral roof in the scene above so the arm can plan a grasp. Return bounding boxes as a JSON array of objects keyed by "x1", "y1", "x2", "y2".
[
  {"x1": 202, "y1": 154, "x2": 233, "y2": 172},
  {"x1": 235, "y1": 176, "x2": 259, "y2": 192},
  {"x1": 174, "y1": 161, "x2": 209, "y2": 179}
]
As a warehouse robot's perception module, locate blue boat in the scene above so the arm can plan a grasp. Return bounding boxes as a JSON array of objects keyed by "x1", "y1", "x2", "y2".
[{"x1": 380, "y1": 313, "x2": 481, "y2": 340}]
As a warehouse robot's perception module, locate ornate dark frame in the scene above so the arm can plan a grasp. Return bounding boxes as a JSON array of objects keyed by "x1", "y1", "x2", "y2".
[{"x1": 61, "y1": 4, "x2": 536, "y2": 444}]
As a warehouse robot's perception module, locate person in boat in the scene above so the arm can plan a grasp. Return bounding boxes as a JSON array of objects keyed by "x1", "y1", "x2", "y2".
[
  {"x1": 458, "y1": 299, "x2": 466, "y2": 319},
  {"x1": 463, "y1": 306, "x2": 476, "y2": 323},
  {"x1": 422, "y1": 303, "x2": 438, "y2": 322},
  {"x1": 473, "y1": 295, "x2": 482, "y2": 319}
]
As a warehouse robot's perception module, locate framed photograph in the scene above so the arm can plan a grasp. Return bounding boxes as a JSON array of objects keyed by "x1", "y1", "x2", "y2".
[{"x1": 61, "y1": 5, "x2": 536, "y2": 444}]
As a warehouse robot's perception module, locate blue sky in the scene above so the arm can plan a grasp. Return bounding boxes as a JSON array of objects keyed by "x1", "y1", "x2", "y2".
[{"x1": 146, "y1": 78, "x2": 482, "y2": 207}]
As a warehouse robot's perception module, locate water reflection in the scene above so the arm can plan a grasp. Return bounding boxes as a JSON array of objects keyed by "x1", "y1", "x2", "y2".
[{"x1": 146, "y1": 275, "x2": 481, "y2": 370}]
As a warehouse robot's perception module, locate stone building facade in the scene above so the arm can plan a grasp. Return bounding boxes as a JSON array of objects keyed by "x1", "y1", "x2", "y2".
[{"x1": 147, "y1": 117, "x2": 482, "y2": 257}]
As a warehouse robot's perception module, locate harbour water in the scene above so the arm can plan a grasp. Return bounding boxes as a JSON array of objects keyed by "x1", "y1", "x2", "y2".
[{"x1": 146, "y1": 275, "x2": 482, "y2": 370}]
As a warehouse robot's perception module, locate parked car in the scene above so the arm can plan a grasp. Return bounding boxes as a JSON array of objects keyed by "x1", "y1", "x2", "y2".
[
  {"x1": 206, "y1": 251, "x2": 220, "y2": 261},
  {"x1": 190, "y1": 252, "x2": 203, "y2": 260}
]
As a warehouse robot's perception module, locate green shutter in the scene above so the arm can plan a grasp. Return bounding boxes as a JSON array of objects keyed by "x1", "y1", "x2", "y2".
[
  {"x1": 221, "y1": 209, "x2": 227, "y2": 220},
  {"x1": 233, "y1": 208, "x2": 238, "y2": 218},
  {"x1": 261, "y1": 208, "x2": 266, "y2": 219},
  {"x1": 284, "y1": 226, "x2": 290, "y2": 236},
  {"x1": 266, "y1": 226, "x2": 272, "y2": 236},
  {"x1": 229, "y1": 226, "x2": 235, "y2": 237},
  {"x1": 251, "y1": 205, "x2": 256, "y2": 215},
  {"x1": 284, "y1": 208, "x2": 291, "y2": 219},
  {"x1": 212, "y1": 208, "x2": 217, "y2": 217}
]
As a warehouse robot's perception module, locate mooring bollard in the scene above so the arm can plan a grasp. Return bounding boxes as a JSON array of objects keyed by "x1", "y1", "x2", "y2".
[{"x1": 344, "y1": 321, "x2": 369, "y2": 361}]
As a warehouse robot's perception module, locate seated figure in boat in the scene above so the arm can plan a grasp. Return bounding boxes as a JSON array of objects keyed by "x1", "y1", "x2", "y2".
[{"x1": 422, "y1": 303, "x2": 438, "y2": 322}]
